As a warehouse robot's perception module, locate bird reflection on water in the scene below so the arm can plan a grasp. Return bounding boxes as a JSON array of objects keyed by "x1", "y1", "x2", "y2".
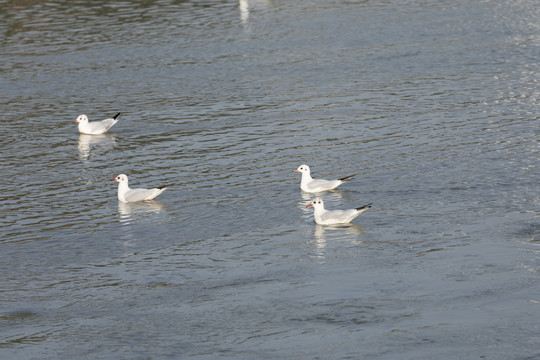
[
  {"x1": 309, "y1": 223, "x2": 365, "y2": 260},
  {"x1": 239, "y1": 0, "x2": 274, "y2": 28},
  {"x1": 118, "y1": 200, "x2": 166, "y2": 224},
  {"x1": 77, "y1": 133, "x2": 117, "y2": 161}
]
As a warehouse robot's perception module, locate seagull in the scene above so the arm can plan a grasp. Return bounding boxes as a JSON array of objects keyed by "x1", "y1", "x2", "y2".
[
  {"x1": 74, "y1": 113, "x2": 120, "y2": 135},
  {"x1": 306, "y1": 197, "x2": 371, "y2": 225},
  {"x1": 111, "y1": 174, "x2": 171, "y2": 203},
  {"x1": 293, "y1": 164, "x2": 356, "y2": 193}
]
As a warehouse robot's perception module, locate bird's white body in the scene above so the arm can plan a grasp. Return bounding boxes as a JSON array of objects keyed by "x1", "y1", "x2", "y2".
[
  {"x1": 75, "y1": 113, "x2": 120, "y2": 135},
  {"x1": 307, "y1": 197, "x2": 371, "y2": 225},
  {"x1": 111, "y1": 174, "x2": 170, "y2": 203},
  {"x1": 294, "y1": 164, "x2": 355, "y2": 193}
]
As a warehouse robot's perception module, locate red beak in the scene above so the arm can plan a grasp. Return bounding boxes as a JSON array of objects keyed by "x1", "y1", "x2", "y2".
[
  {"x1": 111, "y1": 178, "x2": 117, "y2": 181},
  {"x1": 306, "y1": 204, "x2": 313, "y2": 208},
  {"x1": 293, "y1": 169, "x2": 299, "y2": 172}
]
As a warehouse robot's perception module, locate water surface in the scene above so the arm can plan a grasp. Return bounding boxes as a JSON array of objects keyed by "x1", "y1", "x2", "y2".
[{"x1": 1, "y1": 0, "x2": 539, "y2": 359}]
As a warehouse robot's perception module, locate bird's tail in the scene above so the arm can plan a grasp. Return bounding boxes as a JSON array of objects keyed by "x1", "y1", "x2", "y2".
[
  {"x1": 339, "y1": 174, "x2": 356, "y2": 182},
  {"x1": 112, "y1": 112, "x2": 121, "y2": 119}
]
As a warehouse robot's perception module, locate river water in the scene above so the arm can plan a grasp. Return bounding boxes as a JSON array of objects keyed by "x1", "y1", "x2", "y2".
[{"x1": 1, "y1": 0, "x2": 539, "y2": 359}]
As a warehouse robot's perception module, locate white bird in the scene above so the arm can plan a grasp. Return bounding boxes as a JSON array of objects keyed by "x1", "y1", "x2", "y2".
[
  {"x1": 111, "y1": 174, "x2": 171, "y2": 203},
  {"x1": 74, "y1": 113, "x2": 120, "y2": 135},
  {"x1": 293, "y1": 164, "x2": 356, "y2": 193},
  {"x1": 306, "y1": 197, "x2": 371, "y2": 225}
]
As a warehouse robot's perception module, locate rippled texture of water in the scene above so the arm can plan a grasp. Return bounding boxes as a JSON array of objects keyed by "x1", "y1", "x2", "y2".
[{"x1": 1, "y1": 0, "x2": 539, "y2": 359}]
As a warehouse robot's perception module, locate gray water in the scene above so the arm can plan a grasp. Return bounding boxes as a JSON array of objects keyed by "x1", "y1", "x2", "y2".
[{"x1": 1, "y1": 0, "x2": 539, "y2": 359}]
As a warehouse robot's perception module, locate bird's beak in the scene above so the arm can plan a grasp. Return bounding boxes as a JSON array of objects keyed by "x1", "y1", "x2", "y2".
[
  {"x1": 293, "y1": 169, "x2": 299, "y2": 172},
  {"x1": 74, "y1": 119, "x2": 78, "y2": 123},
  {"x1": 111, "y1": 178, "x2": 117, "y2": 181},
  {"x1": 306, "y1": 204, "x2": 313, "y2": 208}
]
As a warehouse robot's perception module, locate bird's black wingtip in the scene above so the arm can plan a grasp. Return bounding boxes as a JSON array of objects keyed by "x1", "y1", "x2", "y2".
[
  {"x1": 356, "y1": 203, "x2": 372, "y2": 211},
  {"x1": 158, "y1": 184, "x2": 174, "y2": 189},
  {"x1": 339, "y1": 174, "x2": 356, "y2": 182},
  {"x1": 113, "y1": 112, "x2": 121, "y2": 119}
]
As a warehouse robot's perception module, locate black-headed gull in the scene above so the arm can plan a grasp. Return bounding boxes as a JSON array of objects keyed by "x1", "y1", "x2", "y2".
[
  {"x1": 111, "y1": 174, "x2": 171, "y2": 203},
  {"x1": 74, "y1": 113, "x2": 120, "y2": 135},
  {"x1": 306, "y1": 197, "x2": 371, "y2": 225},
  {"x1": 293, "y1": 164, "x2": 356, "y2": 193}
]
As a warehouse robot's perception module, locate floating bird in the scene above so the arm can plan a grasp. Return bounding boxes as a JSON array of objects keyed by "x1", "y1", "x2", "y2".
[
  {"x1": 306, "y1": 197, "x2": 371, "y2": 225},
  {"x1": 74, "y1": 112, "x2": 120, "y2": 135},
  {"x1": 293, "y1": 164, "x2": 356, "y2": 193},
  {"x1": 111, "y1": 174, "x2": 171, "y2": 203}
]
